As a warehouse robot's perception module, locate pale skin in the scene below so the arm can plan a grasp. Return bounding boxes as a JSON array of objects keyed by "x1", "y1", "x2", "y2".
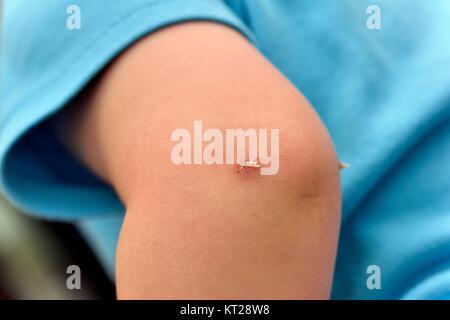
[{"x1": 53, "y1": 22, "x2": 342, "y2": 299}]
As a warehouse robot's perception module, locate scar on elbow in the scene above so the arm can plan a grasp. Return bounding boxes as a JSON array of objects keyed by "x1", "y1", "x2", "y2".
[
  {"x1": 236, "y1": 159, "x2": 262, "y2": 174},
  {"x1": 235, "y1": 158, "x2": 348, "y2": 175}
]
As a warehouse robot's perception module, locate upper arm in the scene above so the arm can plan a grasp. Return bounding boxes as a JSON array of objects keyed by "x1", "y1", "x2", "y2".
[{"x1": 54, "y1": 21, "x2": 341, "y2": 299}]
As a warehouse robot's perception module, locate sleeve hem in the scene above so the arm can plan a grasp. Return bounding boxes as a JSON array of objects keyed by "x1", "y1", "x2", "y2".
[{"x1": 0, "y1": 0, "x2": 255, "y2": 219}]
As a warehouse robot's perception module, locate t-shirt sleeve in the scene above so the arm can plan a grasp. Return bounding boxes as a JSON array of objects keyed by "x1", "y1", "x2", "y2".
[{"x1": 0, "y1": 0, "x2": 254, "y2": 220}]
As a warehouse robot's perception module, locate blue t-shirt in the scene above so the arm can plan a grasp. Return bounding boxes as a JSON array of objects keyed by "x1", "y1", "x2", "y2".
[{"x1": 1, "y1": 0, "x2": 450, "y2": 299}]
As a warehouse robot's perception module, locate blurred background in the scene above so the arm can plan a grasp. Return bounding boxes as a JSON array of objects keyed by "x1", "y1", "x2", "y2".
[{"x1": 0, "y1": 195, "x2": 116, "y2": 299}]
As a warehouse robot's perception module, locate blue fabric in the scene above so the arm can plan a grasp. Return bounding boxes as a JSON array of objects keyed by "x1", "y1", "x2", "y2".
[{"x1": 1, "y1": 0, "x2": 450, "y2": 299}]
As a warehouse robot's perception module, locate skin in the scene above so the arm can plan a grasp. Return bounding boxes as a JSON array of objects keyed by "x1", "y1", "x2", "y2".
[{"x1": 53, "y1": 22, "x2": 341, "y2": 299}]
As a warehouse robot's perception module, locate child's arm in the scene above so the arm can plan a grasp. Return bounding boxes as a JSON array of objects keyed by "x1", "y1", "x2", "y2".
[{"x1": 54, "y1": 21, "x2": 341, "y2": 299}]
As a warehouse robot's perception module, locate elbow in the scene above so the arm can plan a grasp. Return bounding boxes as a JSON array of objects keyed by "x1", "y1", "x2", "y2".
[{"x1": 115, "y1": 95, "x2": 342, "y2": 299}]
